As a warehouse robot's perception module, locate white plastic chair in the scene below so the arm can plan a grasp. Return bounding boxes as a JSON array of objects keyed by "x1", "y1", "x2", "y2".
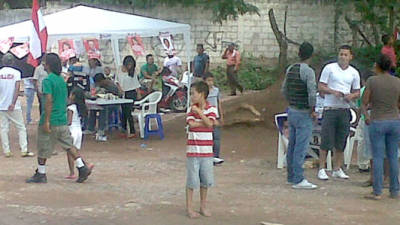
[
  {"x1": 275, "y1": 113, "x2": 288, "y2": 169},
  {"x1": 132, "y1": 91, "x2": 162, "y2": 138}
]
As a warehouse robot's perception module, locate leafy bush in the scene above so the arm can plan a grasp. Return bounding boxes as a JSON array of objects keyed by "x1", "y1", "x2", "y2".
[{"x1": 210, "y1": 55, "x2": 278, "y2": 91}]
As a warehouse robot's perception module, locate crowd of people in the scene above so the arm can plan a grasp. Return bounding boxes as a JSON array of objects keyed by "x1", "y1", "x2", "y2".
[
  {"x1": 282, "y1": 33, "x2": 400, "y2": 201},
  {"x1": 0, "y1": 41, "x2": 244, "y2": 217}
]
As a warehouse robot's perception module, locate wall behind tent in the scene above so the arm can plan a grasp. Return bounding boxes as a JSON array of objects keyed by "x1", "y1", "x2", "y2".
[{"x1": 0, "y1": 0, "x2": 356, "y2": 69}]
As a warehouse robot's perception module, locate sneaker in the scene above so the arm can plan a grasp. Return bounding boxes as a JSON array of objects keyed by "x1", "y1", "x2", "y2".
[
  {"x1": 4, "y1": 152, "x2": 13, "y2": 158},
  {"x1": 292, "y1": 179, "x2": 318, "y2": 189},
  {"x1": 213, "y1": 157, "x2": 224, "y2": 164},
  {"x1": 21, "y1": 151, "x2": 35, "y2": 157},
  {"x1": 332, "y1": 168, "x2": 349, "y2": 179},
  {"x1": 95, "y1": 134, "x2": 108, "y2": 142},
  {"x1": 364, "y1": 193, "x2": 382, "y2": 200},
  {"x1": 26, "y1": 170, "x2": 47, "y2": 183},
  {"x1": 76, "y1": 165, "x2": 91, "y2": 183},
  {"x1": 317, "y1": 168, "x2": 329, "y2": 180}
]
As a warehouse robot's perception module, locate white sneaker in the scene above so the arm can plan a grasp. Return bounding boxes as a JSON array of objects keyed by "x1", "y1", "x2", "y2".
[
  {"x1": 95, "y1": 134, "x2": 108, "y2": 142},
  {"x1": 213, "y1": 157, "x2": 224, "y2": 164},
  {"x1": 292, "y1": 179, "x2": 318, "y2": 189},
  {"x1": 332, "y1": 168, "x2": 349, "y2": 179},
  {"x1": 317, "y1": 168, "x2": 329, "y2": 180}
]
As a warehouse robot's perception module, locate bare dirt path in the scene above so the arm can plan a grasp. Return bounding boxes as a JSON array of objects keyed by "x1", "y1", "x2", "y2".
[{"x1": 1, "y1": 83, "x2": 400, "y2": 225}]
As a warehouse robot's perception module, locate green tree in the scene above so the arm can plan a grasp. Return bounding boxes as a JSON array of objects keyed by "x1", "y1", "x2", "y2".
[{"x1": 64, "y1": 0, "x2": 260, "y2": 24}]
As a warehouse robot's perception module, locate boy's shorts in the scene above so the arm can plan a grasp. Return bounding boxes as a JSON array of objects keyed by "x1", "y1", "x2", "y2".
[
  {"x1": 186, "y1": 157, "x2": 214, "y2": 189},
  {"x1": 37, "y1": 125, "x2": 74, "y2": 159}
]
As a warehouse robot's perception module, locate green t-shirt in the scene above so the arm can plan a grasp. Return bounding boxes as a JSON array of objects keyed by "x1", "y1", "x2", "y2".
[
  {"x1": 356, "y1": 86, "x2": 366, "y2": 120},
  {"x1": 39, "y1": 73, "x2": 68, "y2": 126},
  {"x1": 140, "y1": 63, "x2": 158, "y2": 80}
]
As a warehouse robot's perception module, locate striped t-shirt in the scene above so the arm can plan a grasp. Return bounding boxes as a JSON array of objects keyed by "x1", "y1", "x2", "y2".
[{"x1": 186, "y1": 102, "x2": 217, "y2": 157}]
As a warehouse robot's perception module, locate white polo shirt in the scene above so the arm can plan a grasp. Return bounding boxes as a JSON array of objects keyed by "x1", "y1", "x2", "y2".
[
  {"x1": 319, "y1": 62, "x2": 360, "y2": 108},
  {"x1": 0, "y1": 67, "x2": 22, "y2": 110}
]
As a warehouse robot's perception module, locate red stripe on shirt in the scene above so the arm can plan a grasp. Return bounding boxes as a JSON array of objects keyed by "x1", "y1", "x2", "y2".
[
  {"x1": 187, "y1": 140, "x2": 213, "y2": 146},
  {"x1": 186, "y1": 152, "x2": 214, "y2": 157}
]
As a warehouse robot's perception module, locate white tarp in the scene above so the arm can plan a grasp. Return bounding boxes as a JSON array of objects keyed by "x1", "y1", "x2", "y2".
[
  {"x1": 0, "y1": 5, "x2": 192, "y2": 66},
  {"x1": 0, "y1": 5, "x2": 193, "y2": 111},
  {"x1": 0, "y1": 5, "x2": 191, "y2": 41}
]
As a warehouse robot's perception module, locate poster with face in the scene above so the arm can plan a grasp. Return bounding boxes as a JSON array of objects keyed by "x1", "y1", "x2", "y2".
[
  {"x1": 0, "y1": 37, "x2": 14, "y2": 54},
  {"x1": 10, "y1": 43, "x2": 29, "y2": 59},
  {"x1": 58, "y1": 39, "x2": 76, "y2": 62},
  {"x1": 127, "y1": 35, "x2": 145, "y2": 56},
  {"x1": 159, "y1": 32, "x2": 174, "y2": 51},
  {"x1": 83, "y1": 38, "x2": 101, "y2": 59}
]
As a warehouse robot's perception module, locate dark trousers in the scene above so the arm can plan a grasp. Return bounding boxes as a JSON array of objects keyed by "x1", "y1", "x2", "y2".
[
  {"x1": 227, "y1": 65, "x2": 243, "y2": 95},
  {"x1": 37, "y1": 93, "x2": 43, "y2": 116},
  {"x1": 121, "y1": 90, "x2": 136, "y2": 134}
]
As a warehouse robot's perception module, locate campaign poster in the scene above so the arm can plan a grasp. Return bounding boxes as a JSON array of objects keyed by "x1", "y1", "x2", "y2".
[
  {"x1": 127, "y1": 35, "x2": 145, "y2": 56},
  {"x1": 159, "y1": 32, "x2": 174, "y2": 52},
  {"x1": 58, "y1": 39, "x2": 76, "y2": 62},
  {"x1": 10, "y1": 43, "x2": 29, "y2": 59},
  {"x1": 0, "y1": 37, "x2": 14, "y2": 54},
  {"x1": 83, "y1": 38, "x2": 101, "y2": 59}
]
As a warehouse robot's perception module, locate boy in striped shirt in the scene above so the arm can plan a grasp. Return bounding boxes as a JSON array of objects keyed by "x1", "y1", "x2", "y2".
[{"x1": 186, "y1": 81, "x2": 217, "y2": 219}]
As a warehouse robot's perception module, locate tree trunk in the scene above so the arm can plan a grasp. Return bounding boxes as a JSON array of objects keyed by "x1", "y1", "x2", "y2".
[
  {"x1": 389, "y1": 5, "x2": 394, "y2": 33},
  {"x1": 268, "y1": 8, "x2": 287, "y2": 73},
  {"x1": 370, "y1": 22, "x2": 380, "y2": 46},
  {"x1": 344, "y1": 15, "x2": 372, "y2": 46},
  {"x1": 333, "y1": 0, "x2": 341, "y2": 50}
]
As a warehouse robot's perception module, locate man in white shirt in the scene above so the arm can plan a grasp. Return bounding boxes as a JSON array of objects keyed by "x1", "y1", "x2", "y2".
[
  {"x1": 318, "y1": 45, "x2": 360, "y2": 180},
  {"x1": 0, "y1": 53, "x2": 34, "y2": 158},
  {"x1": 163, "y1": 50, "x2": 182, "y2": 79}
]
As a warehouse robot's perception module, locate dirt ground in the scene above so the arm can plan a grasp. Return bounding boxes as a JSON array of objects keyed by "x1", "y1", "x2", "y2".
[{"x1": 1, "y1": 80, "x2": 400, "y2": 225}]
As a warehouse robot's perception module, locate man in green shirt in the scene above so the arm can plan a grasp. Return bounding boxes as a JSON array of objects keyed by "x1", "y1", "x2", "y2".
[
  {"x1": 140, "y1": 54, "x2": 161, "y2": 91},
  {"x1": 26, "y1": 53, "x2": 93, "y2": 184}
]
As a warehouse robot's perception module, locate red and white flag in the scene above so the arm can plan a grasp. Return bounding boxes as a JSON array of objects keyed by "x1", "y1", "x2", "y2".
[{"x1": 27, "y1": 0, "x2": 48, "y2": 67}]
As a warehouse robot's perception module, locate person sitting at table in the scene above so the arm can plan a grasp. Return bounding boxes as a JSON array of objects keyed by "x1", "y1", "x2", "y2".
[{"x1": 85, "y1": 73, "x2": 121, "y2": 142}]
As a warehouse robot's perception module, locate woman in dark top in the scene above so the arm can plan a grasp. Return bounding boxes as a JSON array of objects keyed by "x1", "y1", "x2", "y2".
[{"x1": 362, "y1": 54, "x2": 400, "y2": 200}]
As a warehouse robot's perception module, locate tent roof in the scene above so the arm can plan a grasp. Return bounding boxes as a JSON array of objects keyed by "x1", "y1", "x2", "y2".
[{"x1": 0, "y1": 5, "x2": 191, "y2": 42}]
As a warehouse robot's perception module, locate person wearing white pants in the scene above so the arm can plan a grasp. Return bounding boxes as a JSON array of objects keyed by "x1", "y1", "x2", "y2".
[{"x1": 0, "y1": 53, "x2": 34, "y2": 158}]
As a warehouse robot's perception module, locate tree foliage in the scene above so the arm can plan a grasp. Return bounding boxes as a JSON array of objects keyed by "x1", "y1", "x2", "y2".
[
  {"x1": 338, "y1": 0, "x2": 400, "y2": 46},
  {"x1": 9, "y1": 0, "x2": 259, "y2": 24}
]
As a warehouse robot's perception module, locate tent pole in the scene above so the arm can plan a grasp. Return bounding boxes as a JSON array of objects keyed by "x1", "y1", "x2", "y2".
[
  {"x1": 184, "y1": 30, "x2": 192, "y2": 113},
  {"x1": 111, "y1": 38, "x2": 121, "y2": 70}
]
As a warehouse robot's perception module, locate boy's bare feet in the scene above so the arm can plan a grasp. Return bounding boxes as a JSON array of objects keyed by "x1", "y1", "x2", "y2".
[
  {"x1": 187, "y1": 210, "x2": 200, "y2": 219},
  {"x1": 200, "y1": 208, "x2": 212, "y2": 217}
]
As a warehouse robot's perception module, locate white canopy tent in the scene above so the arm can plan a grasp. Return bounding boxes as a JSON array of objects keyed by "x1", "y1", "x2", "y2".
[
  {"x1": 0, "y1": 5, "x2": 193, "y2": 111},
  {"x1": 0, "y1": 5, "x2": 192, "y2": 66}
]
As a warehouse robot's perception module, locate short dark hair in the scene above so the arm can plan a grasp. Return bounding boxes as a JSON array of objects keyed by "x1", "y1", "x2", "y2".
[
  {"x1": 197, "y1": 44, "x2": 204, "y2": 49},
  {"x1": 381, "y1": 34, "x2": 391, "y2": 45},
  {"x1": 146, "y1": 54, "x2": 153, "y2": 61},
  {"x1": 192, "y1": 81, "x2": 209, "y2": 99},
  {"x1": 339, "y1": 45, "x2": 353, "y2": 54},
  {"x1": 44, "y1": 53, "x2": 62, "y2": 75},
  {"x1": 376, "y1": 54, "x2": 392, "y2": 72},
  {"x1": 94, "y1": 73, "x2": 106, "y2": 83},
  {"x1": 1, "y1": 53, "x2": 15, "y2": 66},
  {"x1": 298, "y1": 42, "x2": 314, "y2": 61},
  {"x1": 203, "y1": 72, "x2": 214, "y2": 80}
]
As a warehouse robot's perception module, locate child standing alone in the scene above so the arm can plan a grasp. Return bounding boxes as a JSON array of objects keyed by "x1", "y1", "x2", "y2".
[
  {"x1": 186, "y1": 81, "x2": 217, "y2": 218},
  {"x1": 203, "y1": 72, "x2": 224, "y2": 165},
  {"x1": 65, "y1": 87, "x2": 91, "y2": 179}
]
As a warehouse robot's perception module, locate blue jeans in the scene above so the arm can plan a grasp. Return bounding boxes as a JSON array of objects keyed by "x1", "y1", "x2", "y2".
[
  {"x1": 369, "y1": 120, "x2": 400, "y2": 196},
  {"x1": 24, "y1": 88, "x2": 35, "y2": 123},
  {"x1": 287, "y1": 108, "x2": 312, "y2": 184},
  {"x1": 213, "y1": 126, "x2": 221, "y2": 158}
]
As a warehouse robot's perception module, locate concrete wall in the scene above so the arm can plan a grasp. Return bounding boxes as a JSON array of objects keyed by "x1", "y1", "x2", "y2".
[{"x1": 0, "y1": 0, "x2": 353, "y2": 69}]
